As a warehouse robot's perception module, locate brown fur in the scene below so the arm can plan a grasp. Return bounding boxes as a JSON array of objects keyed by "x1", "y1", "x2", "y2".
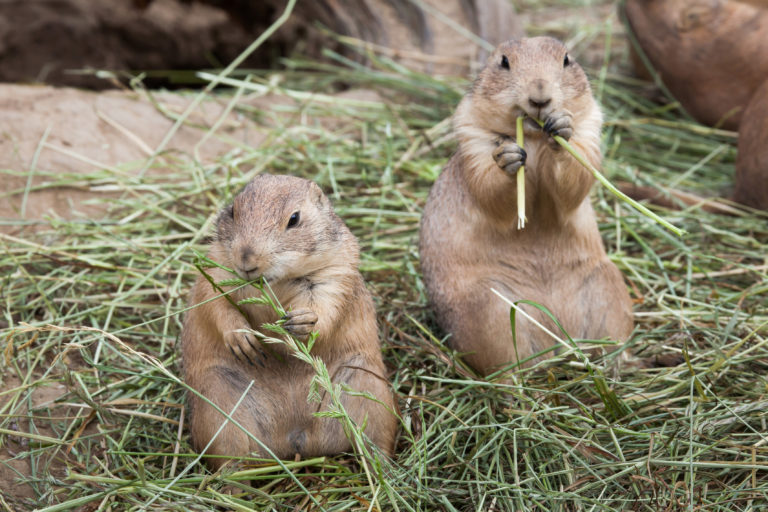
[
  {"x1": 623, "y1": 0, "x2": 768, "y2": 130},
  {"x1": 734, "y1": 78, "x2": 768, "y2": 210},
  {"x1": 181, "y1": 174, "x2": 397, "y2": 469},
  {"x1": 419, "y1": 37, "x2": 633, "y2": 375}
]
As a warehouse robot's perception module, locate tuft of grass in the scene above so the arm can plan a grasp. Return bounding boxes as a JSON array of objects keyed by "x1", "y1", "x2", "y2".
[{"x1": 2, "y1": 1, "x2": 768, "y2": 510}]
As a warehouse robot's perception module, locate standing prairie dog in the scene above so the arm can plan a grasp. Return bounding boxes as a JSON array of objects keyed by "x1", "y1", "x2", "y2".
[
  {"x1": 181, "y1": 174, "x2": 397, "y2": 469},
  {"x1": 419, "y1": 37, "x2": 633, "y2": 375}
]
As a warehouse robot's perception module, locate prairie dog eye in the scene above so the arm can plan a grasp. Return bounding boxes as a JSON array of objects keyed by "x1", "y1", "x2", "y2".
[
  {"x1": 563, "y1": 53, "x2": 571, "y2": 67},
  {"x1": 287, "y1": 211, "x2": 300, "y2": 229},
  {"x1": 500, "y1": 55, "x2": 510, "y2": 70}
]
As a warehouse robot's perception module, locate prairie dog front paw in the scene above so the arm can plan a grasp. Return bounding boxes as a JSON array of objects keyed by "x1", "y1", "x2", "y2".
[
  {"x1": 543, "y1": 110, "x2": 574, "y2": 141},
  {"x1": 224, "y1": 328, "x2": 266, "y2": 367},
  {"x1": 492, "y1": 139, "x2": 527, "y2": 176},
  {"x1": 282, "y1": 308, "x2": 319, "y2": 338}
]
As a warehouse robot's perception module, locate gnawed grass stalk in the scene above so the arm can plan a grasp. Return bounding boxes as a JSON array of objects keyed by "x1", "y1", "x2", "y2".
[{"x1": 516, "y1": 116, "x2": 527, "y2": 229}]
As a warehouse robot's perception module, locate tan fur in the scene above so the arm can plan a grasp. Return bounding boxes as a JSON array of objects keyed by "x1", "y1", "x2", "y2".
[
  {"x1": 419, "y1": 37, "x2": 633, "y2": 375},
  {"x1": 181, "y1": 174, "x2": 397, "y2": 469}
]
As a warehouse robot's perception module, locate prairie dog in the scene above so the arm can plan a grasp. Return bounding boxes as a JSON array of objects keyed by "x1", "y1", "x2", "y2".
[
  {"x1": 182, "y1": 174, "x2": 397, "y2": 468},
  {"x1": 419, "y1": 37, "x2": 633, "y2": 375}
]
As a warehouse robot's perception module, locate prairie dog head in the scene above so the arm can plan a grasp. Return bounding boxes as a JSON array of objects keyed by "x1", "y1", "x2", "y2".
[
  {"x1": 466, "y1": 37, "x2": 593, "y2": 134},
  {"x1": 213, "y1": 174, "x2": 355, "y2": 282}
]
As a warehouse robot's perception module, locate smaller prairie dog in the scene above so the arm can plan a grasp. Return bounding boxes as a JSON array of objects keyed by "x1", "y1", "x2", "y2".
[
  {"x1": 419, "y1": 37, "x2": 633, "y2": 375},
  {"x1": 182, "y1": 174, "x2": 397, "y2": 468}
]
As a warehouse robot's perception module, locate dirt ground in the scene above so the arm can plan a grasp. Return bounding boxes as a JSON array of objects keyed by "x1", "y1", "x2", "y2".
[
  {"x1": 0, "y1": 84, "x2": 271, "y2": 234},
  {"x1": 0, "y1": 373, "x2": 70, "y2": 503}
]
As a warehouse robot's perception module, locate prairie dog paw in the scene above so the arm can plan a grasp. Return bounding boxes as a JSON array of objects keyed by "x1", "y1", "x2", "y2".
[
  {"x1": 543, "y1": 110, "x2": 573, "y2": 141},
  {"x1": 492, "y1": 140, "x2": 527, "y2": 175},
  {"x1": 282, "y1": 308, "x2": 318, "y2": 338},
  {"x1": 224, "y1": 328, "x2": 265, "y2": 367}
]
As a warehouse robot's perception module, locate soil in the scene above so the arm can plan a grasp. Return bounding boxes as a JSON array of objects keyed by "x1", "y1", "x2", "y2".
[
  {"x1": 0, "y1": 84, "x2": 270, "y2": 233},
  {"x1": 0, "y1": 372, "x2": 70, "y2": 506},
  {"x1": 0, "y1": 85, "x2": 395, "y2": 235}
]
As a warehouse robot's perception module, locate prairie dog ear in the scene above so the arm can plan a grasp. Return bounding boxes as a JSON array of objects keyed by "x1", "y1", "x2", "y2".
[{"x1": 309, "y1": 181, "x2": 329, "y2": 208}]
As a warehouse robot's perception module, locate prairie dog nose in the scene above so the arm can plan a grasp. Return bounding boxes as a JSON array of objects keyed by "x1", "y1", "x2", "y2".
[
  {"x1": 528, "y1": 78, "x2": 552, "y2": 110},
  {"x1": 528, "y1": 97, "x2": 552, "y2": 110},
  {"x1": 238, "y1": 246, "x2": 260, "y2": 273}
]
